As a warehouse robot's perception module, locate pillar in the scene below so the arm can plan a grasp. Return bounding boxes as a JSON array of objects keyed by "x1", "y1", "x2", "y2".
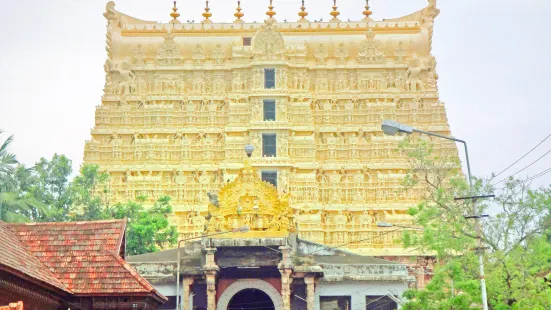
[
  {"x1": 304, "y1": 276, "x2": 315, "y2": 310},
  {"x1": 278, "y1": 246, "x2": 294, "y2": 310},
  {"x1": 182, "y1": 277, "x2": 195, "y2": 310},
  {"x1": 280, "y1": 269, "x2": 293, "y2": 310},
  {"x1": 417, "y1": 267, "x2": 426, "y2": 289},
  {"x1": 203, "y1": 247, "x2": 219, "y2": 310}
]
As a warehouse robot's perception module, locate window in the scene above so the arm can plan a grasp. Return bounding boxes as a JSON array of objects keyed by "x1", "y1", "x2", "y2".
[
  {"x1": 366, "y1": 296, "x2": 398, "y2": 310},
  {"x1": 264, "y1": 68, "x2": 275, "y2": 89},
  {"x1": 261, "y1": 171, "x2": 278, "y2": 188},
  {"x1": 243, "y1": 37, "x2": 252, "y2": 46},
  {"x1": 262, "y1": 134, "x2": 277, "y2": 157},
  {"x1": 320, "y1": 296, "x2": 351, "y2": 310},
  {"x1": 263, "y1": 99, "x2": 276, "y2": 121}
]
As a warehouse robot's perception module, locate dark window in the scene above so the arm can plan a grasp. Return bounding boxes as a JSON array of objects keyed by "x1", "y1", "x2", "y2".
[
  {"x1": 366, "y1": 296, "x2": 398, "y2": 310},
  {"x1": 243, "y1": 37, "x2": 252, "y2": 46},
  {"x1": 320, "y1": 296, "x2": 351, "y2": 310},
  {"x1": 264, "y1": 68, "x2": 275, "y2": 89},
  {"x1": 262, "y1": 134, "x2": 277, "y2": 157},
  {"x1": 263, "y1": 99, "x2": 276, "y2": 121},
  {"x1": 262, "y1": 171, "x2": 278, "y2": 188}
]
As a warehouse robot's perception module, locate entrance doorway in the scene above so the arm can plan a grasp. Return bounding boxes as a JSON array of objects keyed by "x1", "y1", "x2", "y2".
[{"x1": 227, "y1": 289, "x2": 275, "y2": 310}]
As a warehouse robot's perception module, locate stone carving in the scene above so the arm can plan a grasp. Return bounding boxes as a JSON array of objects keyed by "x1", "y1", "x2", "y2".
[
  {"x1": 132, "y1": 44, "x2": 147, "y2": 65},
  {"x1": 212, "y1": 44, "x2": 225, "y2": 64},
  {"x1": 357, "y1": 29, "x2": 385, "y2": 64},
  {"x1": 315, "y1": 43, "x2": 329, "y2": 63},
  {"x1": 105, "y1": 57, "x2": 135, "y2": 96},
  {"x1": 334, "y1": 42, "x2": 349, "y2": 62},
  {"x1": 395, "y1": 41, "x2": 407, "y2": 62},
  {"x1": 252, "y1": 19, "x2": 285, "y2": 60},
  {"x1": 406, "y1": 55, "x2": 427, "y2": 92},
  {"x1": 192, "y1": 44, "x2": 206, "y2": 65},
  {"x1": 156, "y1": 32, "x2": 183, "y2": 65}
]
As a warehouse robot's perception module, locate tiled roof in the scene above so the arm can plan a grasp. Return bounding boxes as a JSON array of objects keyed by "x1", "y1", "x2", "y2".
[
  {"x1": 7, "y1": 220, "x2": 165, "y2": 301},
  {"x1": 0, "y1": 301, "x2": 24, "y2": 310},
  {"x1": 0, "y1": 222, "x2": 68, "y2": 293}
]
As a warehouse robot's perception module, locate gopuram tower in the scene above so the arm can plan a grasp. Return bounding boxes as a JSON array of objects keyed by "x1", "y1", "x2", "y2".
[{"x1": 84, "y1": 0, "x2": 456, "y2": 257}]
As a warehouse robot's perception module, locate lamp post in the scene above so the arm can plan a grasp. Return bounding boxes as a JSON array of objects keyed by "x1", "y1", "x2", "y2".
[
  {"x1": 381, "y1": 120, "x2": 489, "y2": 310},
  {"x1": 176, "y1": 227, "x2": 249, "y2": 310},
  {"x1": 376, "y1": 222, "x2": 424, "y2": 231}
]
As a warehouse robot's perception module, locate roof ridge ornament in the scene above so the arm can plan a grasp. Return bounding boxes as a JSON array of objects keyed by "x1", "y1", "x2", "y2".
[
  {"x1": 266, "y1": 0, "x2": 276, "y2": 23},
  {"x1": 298, "y1": 0, "x2": 309, "y2": 23},
  {"x1": 234, "y1": 1, "x2": 244, "y2": 23},
  {"x1": 362, "y1": 0, "x2": 373, "y2": 22},
  {"x1": 202, "y1": 0, "x2": 213, "y2": 23},
  {"x1": 330, "y1": 0, "x2": 340, "y2": 22},
  {"x1": 170, "y1": 1, "x2": 181, "y2": 23}
]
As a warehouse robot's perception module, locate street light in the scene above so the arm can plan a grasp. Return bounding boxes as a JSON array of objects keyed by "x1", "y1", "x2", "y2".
[
  {"x1": 244, "y1": 144, "x2": 255, "y2": 158},
  {"x1": 176, "y1": 226, "x2": 249, "y2": 310},
  {"x1": 381, "y1": 120, "x2": 488, "y2": 310},
  {"x1": 376, "y1": 222, "x2": 424, "y2": 231}
]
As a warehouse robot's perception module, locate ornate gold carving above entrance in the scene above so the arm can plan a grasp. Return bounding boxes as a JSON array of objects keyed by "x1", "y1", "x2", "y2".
[{"x1": 206, "y1": 159, "x2": 295, "y2": 236}]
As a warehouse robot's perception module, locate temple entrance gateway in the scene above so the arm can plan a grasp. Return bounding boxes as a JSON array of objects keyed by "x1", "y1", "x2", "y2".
[
  {"x1": 227, "y1": 289, "x2": 275, "y2": 310},
  {"x1": 217, "y1": 279, "x2": 282, "y2": 310}
]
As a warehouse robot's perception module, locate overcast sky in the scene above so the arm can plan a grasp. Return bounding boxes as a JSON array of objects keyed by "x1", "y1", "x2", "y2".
[{"x1": 0, "y1": 0, "x2": 550, "y2": 189}]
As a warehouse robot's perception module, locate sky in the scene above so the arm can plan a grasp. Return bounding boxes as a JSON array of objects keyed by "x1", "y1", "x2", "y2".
[{"x1": 0, "y1": 0, "x2": 550, "y2": 189}]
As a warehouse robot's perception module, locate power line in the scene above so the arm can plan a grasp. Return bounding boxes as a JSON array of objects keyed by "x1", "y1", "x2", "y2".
[
  {"x1": 527, "y1": 167, "x2": 551, "y2": 182},
  {"x1": 489, "y1": 132, "x2": 551, "y2": 181},
  {"x1": 493, "y1": 148, "x2": 551, "y2": 185}
]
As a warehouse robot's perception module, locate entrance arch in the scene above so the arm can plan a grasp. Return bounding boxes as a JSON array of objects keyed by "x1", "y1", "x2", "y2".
[
  {"x1": 228, "y1": 289, "x2": 274, "y2": 310},
  {"x1": 217, "y1": 279, "x2": 282, "y2": 310}
]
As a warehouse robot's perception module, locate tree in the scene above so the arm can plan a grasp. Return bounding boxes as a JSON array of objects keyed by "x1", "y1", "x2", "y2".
[
  {"x1": 0, "y1": 130, "x2": 17, "y2": 192},
  {"x1": 107, "y1": 196, "x2": 178, "y2": 255},
  {"x1": 13, "y1": 155, "x2": 73, "y2": 221},
  {"x1": 69, "y1": 165, "x2": 178, "y2": 254},
  {"x1": 399, "y1": 140, "x2": 551, "y2": 310},
  {"x1": 70, "y1": 164, "x2": 111, "y2": 221},
  {"x1": 0, "y1": 130, "x2": 49, "y2": 222}
]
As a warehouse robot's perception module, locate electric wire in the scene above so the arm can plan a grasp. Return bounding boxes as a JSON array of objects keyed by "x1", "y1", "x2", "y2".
[
  {"x1": 489, "y1": 132, "x2": 551, "y2": 182},
  {"x1": 492, "y1": 148, "x2": 551, "y2": 185},
  {"x1": 526, "y1": 167, "x2": 551, "y2": 182}
]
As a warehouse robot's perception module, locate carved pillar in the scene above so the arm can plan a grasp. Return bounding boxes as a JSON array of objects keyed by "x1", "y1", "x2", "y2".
[
  {"x1": 416, "y1": 267, "x2": 426, "y2": 289},
  {"x1": 203, "y1": 248, "x2": 219, "y2": 310},
  {"x1": 304, "y1": 276, "x2": 315, "y2": 310},
  {"x1": 182, "y1": 277, "x2": 195, "y2": 310},
  {"x1": 278, "y1": 246, "x2": 294, "y2": 310}
]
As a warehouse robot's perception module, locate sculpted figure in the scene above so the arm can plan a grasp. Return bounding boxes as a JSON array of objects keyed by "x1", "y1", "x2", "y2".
[
  {"x1": 406, "y1": 55, "x2": 427, "y2": 92},
  {"x1": 335, "y1": 42, "x2": 349, "y2": 62}
]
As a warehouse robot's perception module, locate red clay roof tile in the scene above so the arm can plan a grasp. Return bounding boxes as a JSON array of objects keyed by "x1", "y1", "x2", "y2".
[
  {"x1": 0, "y1": 222, "x2": 69, "y2": 293},
  {"x1": 6, "y1": 220, "x2": 165, "y2": 301}
]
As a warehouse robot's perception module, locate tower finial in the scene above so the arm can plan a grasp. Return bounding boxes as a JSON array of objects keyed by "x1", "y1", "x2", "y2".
[
  {"x1": 362, "y1": 0, "x2": 373, "y2": 21},
  {"x1": 170, "y1": 1, "x2": 181, "y2": 23},
  {"x1": 202, "y1": 0, "x2": 213, "y2": 23},
  {"x1": 330, "y1": 0, "x2": 340, "y2": 22},
  {"x1": 266, "y1": 0, "x2": 276, "y2": 20},
  {"x1": 234, "y1": 0, "x2": 244, "y2": 23},
  {"x1": 298, "y1": 0, "x2": 309, "y2": 23}
]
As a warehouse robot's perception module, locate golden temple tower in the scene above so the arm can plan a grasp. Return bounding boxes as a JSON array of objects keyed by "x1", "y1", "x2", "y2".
[{"x1": 86, "y1": 0, "x2": 454, "y2": 255}]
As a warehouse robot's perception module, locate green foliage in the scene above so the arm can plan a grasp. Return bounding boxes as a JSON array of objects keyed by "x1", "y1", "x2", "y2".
[
  {"x1": 106, "y1": 196, "x2": 178, "y2": 255},
  {"x1": 13, "y1": 155, "x2": 73, "y2": 221},
  {"x1": 70, "y1": 165, "x2": 177, "y2": 255},
  {"x1": 400, "y1": 140, "x2": 551, "y2": 310},
  {"x1": 70, "y1": 164, "x2": 111, "y2": 221},
  {"x1": 0, "y1": 131, "x2": 178, "y2": 254},
  {"x1": 0, "y1": 130, "x2": 49, "y2": 222}
]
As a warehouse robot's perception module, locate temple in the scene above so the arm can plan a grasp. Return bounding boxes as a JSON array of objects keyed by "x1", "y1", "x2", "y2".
[{"x1": 83, "y1": 0, "x2": 456, "y2": 302}]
